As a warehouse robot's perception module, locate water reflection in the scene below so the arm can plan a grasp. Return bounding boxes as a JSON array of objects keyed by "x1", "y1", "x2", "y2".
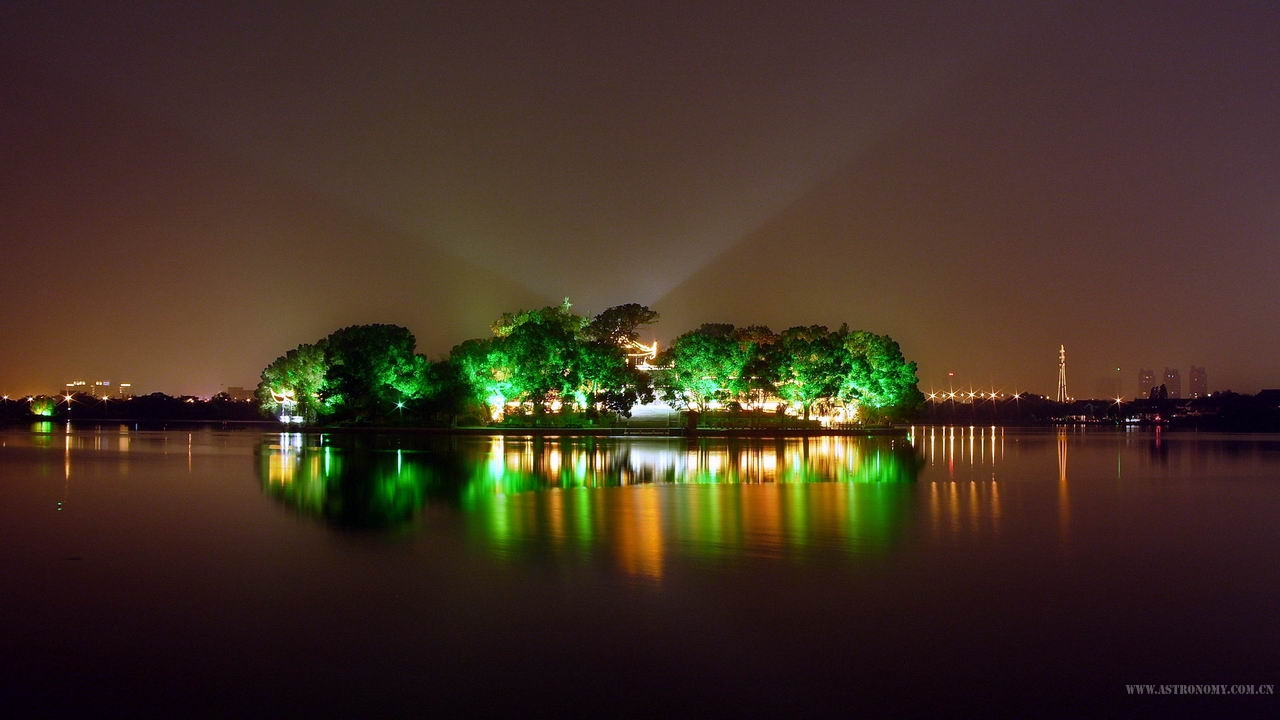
[
  {"x1": 259, "y1": 434, "x2": 438, "y2": 530},
  {"x1": 913, "y1": 425, "x2": 1006, "y2": 478},
  {"x1": 459, "y1": 435, "x2": 921, "y2": 494},
  {"x1": 926, "y1": 475, "x2": 1003, "y2": 540},
  {"x1": 257, "y1": 434, "x2": 923, "y2": 578},
  {"x1": 1058, "y1": 429, "x2": 1069, "y2": 544},
  {"x1": 911, "y1": 426, "x2": 1008, "y2": 541}
]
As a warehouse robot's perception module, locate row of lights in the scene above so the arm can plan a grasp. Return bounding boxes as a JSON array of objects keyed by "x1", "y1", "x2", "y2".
[{"x1": 927, "y1": 390, "x2": 1022, "y2": 401}]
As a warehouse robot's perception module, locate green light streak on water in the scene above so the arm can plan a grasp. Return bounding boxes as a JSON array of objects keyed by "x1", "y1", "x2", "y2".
[
  {"x1": 572, "y1": 488, "x2": 593, "y2": 548},
  {"x1": 786, "y1": 482, "x2": 810, "y2": 549}
]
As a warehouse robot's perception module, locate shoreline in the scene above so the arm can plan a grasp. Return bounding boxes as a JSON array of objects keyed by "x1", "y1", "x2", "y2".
[
  {"x1": 281, "y1": 424, "x2": 912, "y2": 438},
  {"x1": 8, "y1": 420, "x2": 1279, "y2": 435},
  {"x1": 8, "y1": 418, "x2": 905, "y2": 437}
]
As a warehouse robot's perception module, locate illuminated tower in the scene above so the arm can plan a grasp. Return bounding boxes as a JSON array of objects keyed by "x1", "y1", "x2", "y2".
[{"x1": 1057, "y1": 345, "x2": 1068, "y2": 403}]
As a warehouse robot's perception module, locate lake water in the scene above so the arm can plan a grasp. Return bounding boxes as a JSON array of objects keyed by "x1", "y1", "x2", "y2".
[{"x1": 2, "y1": 423, "x2": 1277, "y2": 716}]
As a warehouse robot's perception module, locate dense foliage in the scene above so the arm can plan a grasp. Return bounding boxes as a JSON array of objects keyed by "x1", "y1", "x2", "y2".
[
  {"x1": 252, "y1": 300, "x2": 924, "y2": 426},
  {"x1": 450, "y1": 300, "x2": 653, "y2": 421},
  {"x1": 652, "y1": 324, "x2": 768, "y2": 411},
  {"x1": 653, "y1": 323, "x2": 923, "y2": 422},
  {"x1": 256, "y1": 324, "x2": 440, "y2": 424}
]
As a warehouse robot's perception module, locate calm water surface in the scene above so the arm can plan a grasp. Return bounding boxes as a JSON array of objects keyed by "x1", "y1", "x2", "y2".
[{"x1": 2, "y1": 423, "x2": 1277, "y2": 716}]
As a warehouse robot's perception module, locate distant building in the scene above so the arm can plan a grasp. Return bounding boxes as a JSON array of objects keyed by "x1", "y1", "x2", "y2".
[
  {"x1": 1163, "y1": 368, "x2": 1182, "y2": 399},
  {"x1": 64, "y1": 379, "x2": 135, "y2": 398},
  {"x1": 225, "y1": 386, "x2": 255, "y2": 402},
  {"x1": 1189, "y1": 366, "x2": 1207, "y2": 398},
  {"x1": 1138, "y1": 368, "x2": 1156, "y2": 399}
]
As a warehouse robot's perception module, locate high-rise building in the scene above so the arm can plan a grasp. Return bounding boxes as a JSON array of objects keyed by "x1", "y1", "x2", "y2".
[
  {"x1": 1189, "y1": 366, "x2": 1207, "y2": 398},
  {"x1": 1163, "y1": 368, "x2": 1182, "y2": 399},
  {"x1": 1138, "y1": 368, "x2": 1156, "y2": 399}
]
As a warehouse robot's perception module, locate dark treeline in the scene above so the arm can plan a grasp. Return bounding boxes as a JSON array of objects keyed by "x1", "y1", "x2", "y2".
[
  {"x1": 2, "y1": 392, "x2": 264, "y2": 424},
  {"x1": 919, "y1": 391, "x2": 1280, "y2": 431}
]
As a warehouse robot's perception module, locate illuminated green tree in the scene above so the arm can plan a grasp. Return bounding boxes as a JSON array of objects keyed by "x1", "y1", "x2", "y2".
[
  {"x1": 576, "y1": 339, "x2": 653, "y2": 416},
  {"x1": 768, "y1": 325, "x2": 848, "y2": 420},
  {"x1": 490, "y1": 297, "x2": 587, "y2": 339},
  {"x1": 467, "y1": 302, "x2": 576, "y2": 415},
  {"x1": 451, "y1": 301, "x2": 657, "y2": 420},
  {"x1": 255, "y1": 343, "x2": 331, "y2": 422},
  {"x1": 29, "y1": 396, "x2": 57, "y2": 417},
  {"x1": 449, "y1": 337, "x2": 522, "y2": 420},
  {"x1": 732, "y1": 325, "x2": 781, "y2": 402},
  {"x1": 256, "y1": 325, "x2": 440, "y2": 424},
  {"x1": 503, "y1": 310, "x2": 584, "y2": 412},
  {"x1": 836, "y1": 331, "x2": 923, "y2": 421},
  {"x1": 321, "y1": 324, "x2": 435, "y2": 423},
  {"x1": 654, "y1": 324, "x2": 763, "y2": 409}
]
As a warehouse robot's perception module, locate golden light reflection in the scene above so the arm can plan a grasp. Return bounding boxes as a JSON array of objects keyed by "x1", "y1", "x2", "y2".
[
  {"x1": 1057, "y1": 428, "x2": 1070, "y2": 544},
  {"x1": 912, "y1": 425, "x2": 1006, "y2": 478},
  {"x1": 614, "y1": 487, "x2": 664, "y2": 581},
  {"x1": 58, "y1": 429, "x2": 72, "y2": 512},
  {"x1": 926, "y1": 476, "x2": 1002, "y2": 539},
  {"x1": 912, "y1": 426, "x2": 1004, "y2": 539},
  {"x1": 266, "y1": 433, "x2": 305, "y2": 485}
]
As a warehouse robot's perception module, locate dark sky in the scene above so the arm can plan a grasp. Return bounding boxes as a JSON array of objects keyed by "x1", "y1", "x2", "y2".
[{"x1": 3, "y1": 0, "x2": 1278, "y2": 397}]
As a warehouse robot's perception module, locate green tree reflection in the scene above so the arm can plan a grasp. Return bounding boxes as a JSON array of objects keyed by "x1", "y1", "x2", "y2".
[
  {"x1": 30, "y1": 421, "x2": 56, "y2": 447},
  {"x1": 258, "y1": 435, "x2": 437, "y2": 530},
  {"x1": 257, "y1": 435, "x2": 923, "y2": 573}
]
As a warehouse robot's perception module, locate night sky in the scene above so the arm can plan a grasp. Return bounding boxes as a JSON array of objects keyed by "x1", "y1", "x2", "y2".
[{"x1": 4, "y1": 1, "x2": 1278, "y2": 397}]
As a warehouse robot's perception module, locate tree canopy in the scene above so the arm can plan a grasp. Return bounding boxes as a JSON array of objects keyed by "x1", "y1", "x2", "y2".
[
  {"x1": 584, "y1": 302, "x2": 660, "y2": 345},
  {"x1": 255, "y1": 324, "x2": 438, "y2": 424},
  {"x1": 449, "y1": 302, "x2": 659, "y2": 421},
  {"x1": 654, "y1": 323, "x2": 921, "y2": 421},
  {"x1": 254, "y1": 300, "x2": 921, "y2": 426},
  {"x1": 653, "y1": 324, "x2": 767, "y2": 411}
]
